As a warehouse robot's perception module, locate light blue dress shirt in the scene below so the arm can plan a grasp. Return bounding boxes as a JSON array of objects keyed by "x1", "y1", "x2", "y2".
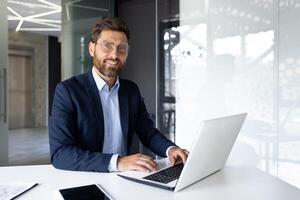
[
  {"x1": 92, "y1": 67, "x2": 175, "y2": 172},
  {"x1": 92, "y1": 67, "x2": 126, "y2": 172}
]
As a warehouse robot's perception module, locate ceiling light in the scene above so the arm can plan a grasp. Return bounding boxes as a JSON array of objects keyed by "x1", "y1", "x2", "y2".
[{"x1": 7, "y1": 0, "x2": 61, "y2": 33}]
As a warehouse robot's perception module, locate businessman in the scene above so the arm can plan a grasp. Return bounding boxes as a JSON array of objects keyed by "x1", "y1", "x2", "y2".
[{"x1": 49, "y1": 17, "x2": 188, "y2": 172}]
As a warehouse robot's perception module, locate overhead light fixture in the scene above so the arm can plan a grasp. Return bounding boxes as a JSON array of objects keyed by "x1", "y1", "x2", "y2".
[{"x1": 7, "y1": 0, "x2": 61, "y2": 33}]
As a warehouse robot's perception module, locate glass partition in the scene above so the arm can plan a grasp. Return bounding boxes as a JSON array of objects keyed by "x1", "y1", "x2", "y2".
[
  {"x1": 156, "y1": 0, "x2": 300, "y2": 188},
  {"x1": 62, "y1": 0, "x2": 114, "y2": 80},
  {"x1": 278, "y1": 0, "x2": 300, "y2": 188}
]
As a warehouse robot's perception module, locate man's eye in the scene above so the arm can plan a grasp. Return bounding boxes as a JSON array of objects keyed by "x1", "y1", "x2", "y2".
[
  {"x1": 119, "y1": 45, "x2": 127, "y2": 50},
  {"x1": 103, "y1": 43, "x2": 112, "y2": 49}
]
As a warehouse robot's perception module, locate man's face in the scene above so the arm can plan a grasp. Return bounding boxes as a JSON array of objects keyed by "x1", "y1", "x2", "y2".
[{"x1": 89, "y1": 30, "x2": 128, "y2": 78}]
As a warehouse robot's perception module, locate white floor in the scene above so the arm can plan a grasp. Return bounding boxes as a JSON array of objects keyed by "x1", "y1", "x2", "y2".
[{"x1": 8, "y1": 127, "x2": 50, "y2": 166}]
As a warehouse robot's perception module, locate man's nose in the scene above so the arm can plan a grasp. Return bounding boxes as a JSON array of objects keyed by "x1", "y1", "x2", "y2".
[{"x1": 109, "y1": 46, "x2": 119, "y2": 58}]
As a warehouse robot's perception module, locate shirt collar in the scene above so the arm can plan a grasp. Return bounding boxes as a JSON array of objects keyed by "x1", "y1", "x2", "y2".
[{"x1": 92, "y1": 66, "x2": 120, "y2": 92}]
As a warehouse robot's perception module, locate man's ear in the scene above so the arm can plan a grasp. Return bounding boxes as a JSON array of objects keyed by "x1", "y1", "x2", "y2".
[{"x1": 88, "y1": 41, "x2": 95, "y2": 57}]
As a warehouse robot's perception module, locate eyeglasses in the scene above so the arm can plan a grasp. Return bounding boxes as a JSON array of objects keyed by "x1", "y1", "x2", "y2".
[{"x1": 96, "y1": 41, "x2": 129, "y2": 54}]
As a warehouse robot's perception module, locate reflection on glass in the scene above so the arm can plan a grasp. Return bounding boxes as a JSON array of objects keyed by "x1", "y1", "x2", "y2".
[
  {"x1": 62, "y1": 0, "x2": 113, "y2": 79},
  {"x1": 278, "y1": 0, "x2": 300, "y2": 188},
  {"x1": 157, "y1": 0, "x2": 300, "y2": 189}
]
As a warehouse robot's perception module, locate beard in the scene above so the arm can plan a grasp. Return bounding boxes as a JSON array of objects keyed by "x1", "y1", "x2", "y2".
[{"x1": 93, "y1": 54, "x2": 125, "y2": 78}]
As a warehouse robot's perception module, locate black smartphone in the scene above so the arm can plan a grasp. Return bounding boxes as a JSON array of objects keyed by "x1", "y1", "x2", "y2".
[{"x1": 59, "y1": 184, "x2": 113, "y2": 200}]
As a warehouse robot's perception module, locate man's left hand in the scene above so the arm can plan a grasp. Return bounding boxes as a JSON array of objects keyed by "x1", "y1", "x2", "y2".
[{"x1": 168, "y1": 147, "x2": 189, "y2": 166}]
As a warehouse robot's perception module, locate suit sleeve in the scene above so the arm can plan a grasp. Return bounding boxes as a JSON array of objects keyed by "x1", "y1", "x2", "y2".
[
  {"x1": 133, "y1": 87, "x2": 177, "y2": 157},
  {"x1": 49, "y1": 83, "x2": 112, "y2": 172}
]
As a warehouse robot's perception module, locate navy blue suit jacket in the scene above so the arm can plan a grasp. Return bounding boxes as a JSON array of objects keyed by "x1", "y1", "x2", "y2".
[{"x1": 49, "y1": 70, "x2": 175, "y2": 172}]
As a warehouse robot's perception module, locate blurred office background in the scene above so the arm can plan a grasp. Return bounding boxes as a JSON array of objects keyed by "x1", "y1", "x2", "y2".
[{"x1": 1, "y1": 0, "x2": 300, "y2": 189}]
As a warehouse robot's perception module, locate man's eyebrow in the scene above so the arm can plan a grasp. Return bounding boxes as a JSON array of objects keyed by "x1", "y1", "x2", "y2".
[
  {"x1": 98, "y1": 40, "x2": 113, "y2": 43},
  {"x1": 99, "y1": 40, "x2": 128, "y2": 45}
]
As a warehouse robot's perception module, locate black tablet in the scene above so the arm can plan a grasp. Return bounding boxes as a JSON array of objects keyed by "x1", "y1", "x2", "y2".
[{"x1": 59, "y1": 184, "x2": 113, "y2": 200}]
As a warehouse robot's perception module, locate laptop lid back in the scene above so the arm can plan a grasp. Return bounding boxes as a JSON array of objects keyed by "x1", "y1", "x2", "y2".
[{"x1": 174, "y1": 113, "x2": 247, "y2": 192}]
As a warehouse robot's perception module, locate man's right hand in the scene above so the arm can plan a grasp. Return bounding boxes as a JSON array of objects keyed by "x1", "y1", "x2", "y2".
[{"x1": 117, "y1": 153, "x2": 158, "y2": 172}]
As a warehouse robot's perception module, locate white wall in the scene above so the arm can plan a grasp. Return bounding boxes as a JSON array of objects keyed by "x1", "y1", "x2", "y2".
[{"x1": 173, "y1": 0, "x2": 300, "y2": 188}]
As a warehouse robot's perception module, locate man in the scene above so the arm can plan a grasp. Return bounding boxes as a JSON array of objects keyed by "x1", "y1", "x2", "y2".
[{"x1": 49, "y1": 17, "x2": 188, "y2": 173}]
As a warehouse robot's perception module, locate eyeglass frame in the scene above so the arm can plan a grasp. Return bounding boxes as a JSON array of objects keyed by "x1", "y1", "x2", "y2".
[{"x1": 95, "y1": 41, "x2": 129, "y2": 54}]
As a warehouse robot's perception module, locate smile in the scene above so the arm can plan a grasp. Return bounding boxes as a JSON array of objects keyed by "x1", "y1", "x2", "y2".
[{"x1": 105, "y1": 60, "x2": 119, "y2": 66}]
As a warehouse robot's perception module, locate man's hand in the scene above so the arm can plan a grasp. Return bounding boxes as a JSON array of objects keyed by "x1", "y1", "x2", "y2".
[
  {"x1": 117, "y1": 153, "x2": 158, "y2": 172},
  {"x1": 168, "y1": 147, "x2": 189, "y2": 166}
]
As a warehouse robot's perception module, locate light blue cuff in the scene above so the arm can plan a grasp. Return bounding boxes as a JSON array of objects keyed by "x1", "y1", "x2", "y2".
[
  {"x1": 107, "y1": 154, "x2": 120, "y2": 172},
  {"x1": 166, "y1": 146, "x2": 176, "y2": 157}
]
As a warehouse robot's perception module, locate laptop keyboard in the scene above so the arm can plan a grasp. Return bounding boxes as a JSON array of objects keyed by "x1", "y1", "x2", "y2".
[{"x1": 143, "y1": 163, "x2": 184, "y2": 184}]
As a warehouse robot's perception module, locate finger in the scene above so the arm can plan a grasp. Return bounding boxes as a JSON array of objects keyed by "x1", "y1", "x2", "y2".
[
  {"x1": 132, "y1": 163, "x2": 153, "y2": 172},
  {"x1": 117, "y1": 154, "x2": 155, "y2": 171},
  {"x1": 170, "y1": 150, "x2": 186, "y2": 164},
  {"x1": 135, "y1": 155, "x2": 158, "y2": 169},
  {"x1": 141, "y1": 159, "x2": 158, "y2": 170},
  {"x1": 134, "y1": 160, "x2": 156, "y2": 172},
  {"x1": 134, "y1": 154, "x2": 154, "y2": 162},
  {"x1": 131, "y1": 154, "x2": 157, "y2": 170},
  {"x1": 168, "y1": 155, "x2": 176, "y2": 166},
  {"x1": 137, "y1": 154, "x2": 154, "y2": 162},
  {"x1": 183, "y1": 149, "x2": 190, "y2": 155},
  {"x1": 139, "y1": 159, "x2": 158, "y2": 171},
  {"x1": 177, "y1": 150, "x2": 188, "y2": 164}
]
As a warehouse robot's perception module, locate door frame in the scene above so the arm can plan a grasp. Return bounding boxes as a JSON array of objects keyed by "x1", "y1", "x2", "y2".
[{"x1": 0, "y1": 0, "x2": 9, "y2": 166}]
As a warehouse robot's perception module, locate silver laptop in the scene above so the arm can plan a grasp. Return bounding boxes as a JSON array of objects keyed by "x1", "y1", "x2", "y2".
[{"x1": 117, "y1": 113, "x2": 247, "y2": 192}]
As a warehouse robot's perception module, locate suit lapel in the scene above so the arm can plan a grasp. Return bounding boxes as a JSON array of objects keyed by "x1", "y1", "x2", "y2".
[
  {"x1": 118, "y1": 80, "x2": 129, "y2": 150},
  {"x1": 85, "y1": 70, "x2": 105, "y2": 146}
]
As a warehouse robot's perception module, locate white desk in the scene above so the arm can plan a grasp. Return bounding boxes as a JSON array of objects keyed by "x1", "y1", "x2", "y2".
[{"x1": 1, "y1": 164, "x2": 300, "y2": 200}]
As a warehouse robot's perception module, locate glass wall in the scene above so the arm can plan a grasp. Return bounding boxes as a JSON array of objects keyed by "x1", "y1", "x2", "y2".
[
  {"x1": 278, "y1": 0, "x2": 300, "y2": 188},
  {"x1": 62, "y1": 0, "x2": 114, "y2": 80},
  {"x1": 157, "y1": 0, "x2": 300, "y2": 188}
]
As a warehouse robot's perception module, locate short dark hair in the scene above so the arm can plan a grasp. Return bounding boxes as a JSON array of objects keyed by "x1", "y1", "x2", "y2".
[{"x1": 90, "y1": 17, "x2": 130, "y2": 43}]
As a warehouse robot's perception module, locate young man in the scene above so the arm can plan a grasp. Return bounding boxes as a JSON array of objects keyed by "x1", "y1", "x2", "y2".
[{"x1": 49, "y1": 17, "x2": 188, "y2": 172}]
